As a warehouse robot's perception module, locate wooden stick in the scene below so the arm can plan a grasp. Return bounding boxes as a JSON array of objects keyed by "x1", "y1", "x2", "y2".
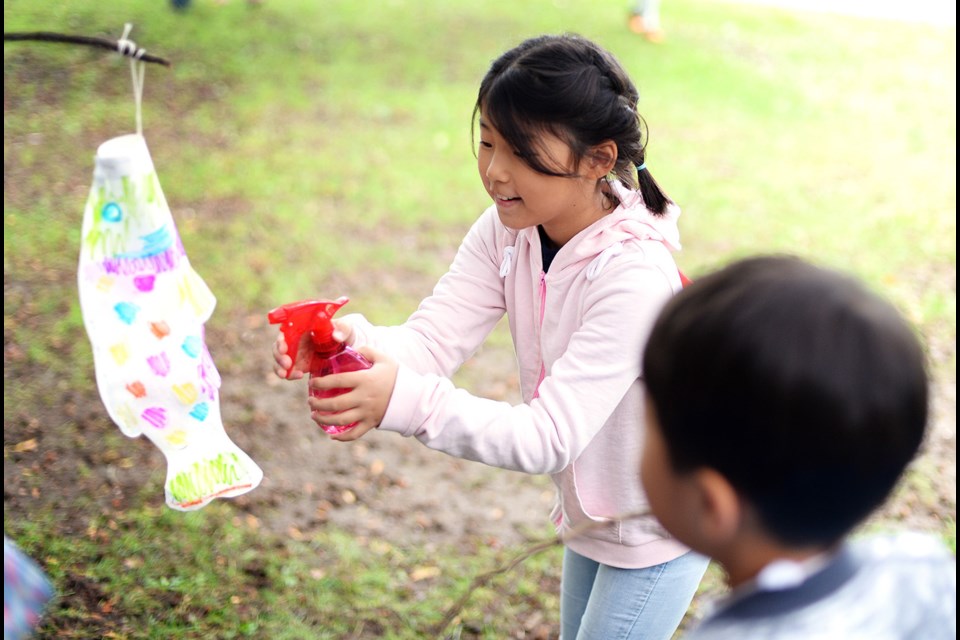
[
  {"x1": 430, "y1": 509, "x2": 654, "y2": 637},
  {"x1": 4, "y1": 31, "x2": 172, "y2": 67}
]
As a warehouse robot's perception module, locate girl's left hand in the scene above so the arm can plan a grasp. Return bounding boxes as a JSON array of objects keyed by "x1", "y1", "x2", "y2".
[{"x1": 307, "y1": 347, "x2": 399, "y2": 441}]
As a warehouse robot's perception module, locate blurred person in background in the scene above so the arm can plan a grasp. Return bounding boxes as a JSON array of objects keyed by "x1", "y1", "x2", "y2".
[{"x1": 629, "y1": 0, "x2": 666, "y2": 42}]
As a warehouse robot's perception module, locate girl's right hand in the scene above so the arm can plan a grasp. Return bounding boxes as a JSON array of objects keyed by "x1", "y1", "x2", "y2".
[
  {"x1": 330, "y1": 318, "x2": 356, "y2": 348},
  {"x1": 272, "y1": 318, "x2": 357, "y2": 380}
]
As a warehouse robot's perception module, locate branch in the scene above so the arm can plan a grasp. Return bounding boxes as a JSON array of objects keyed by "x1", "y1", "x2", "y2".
[
  {"x1": 430, "y1": 509, "x2": 655, "y2": 637},
  {"x1": 3, "y1": 32, "x2": 172, "y2": 67}
]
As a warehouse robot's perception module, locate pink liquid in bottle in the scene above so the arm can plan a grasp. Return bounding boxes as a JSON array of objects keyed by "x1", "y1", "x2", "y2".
[{"x1": 309, "y1": 343, "x2": 372, "y2": 434}]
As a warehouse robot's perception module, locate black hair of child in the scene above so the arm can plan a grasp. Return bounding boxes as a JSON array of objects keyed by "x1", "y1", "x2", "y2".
[
  {"x1": 643, "y1": 255, "x2": 929, "y2": 546},
  {"x1": 471, "y1": 33, "x2": 672, "y2": 216}
]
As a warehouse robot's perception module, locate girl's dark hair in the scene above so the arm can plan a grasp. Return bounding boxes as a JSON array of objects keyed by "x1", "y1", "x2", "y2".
[
  {"x1": 472, "y1": 33, "x2": 671, "y2": 215},
  {"x1": 643, "y1": 255, "x2": 930, "y2": 547}
]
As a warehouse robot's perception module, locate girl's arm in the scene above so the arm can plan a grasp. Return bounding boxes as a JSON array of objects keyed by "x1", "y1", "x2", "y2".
[{"x1": 313, "y1": 256, "x2": 674, "y2": 474}]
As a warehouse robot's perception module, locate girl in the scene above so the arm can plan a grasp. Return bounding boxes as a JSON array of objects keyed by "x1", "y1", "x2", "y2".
[{"x1": 274, "y1": 33, "x2": 708, "y2": 639}]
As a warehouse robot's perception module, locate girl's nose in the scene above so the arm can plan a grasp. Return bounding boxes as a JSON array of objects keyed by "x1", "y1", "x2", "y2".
[{"x1": 485, "y1": 152, "x2": 507, "y2": 183}]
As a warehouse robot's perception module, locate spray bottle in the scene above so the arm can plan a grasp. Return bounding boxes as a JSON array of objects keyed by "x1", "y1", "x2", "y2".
[{"x1": 267, "y1": 296, "x2": 372, "y2": 435}]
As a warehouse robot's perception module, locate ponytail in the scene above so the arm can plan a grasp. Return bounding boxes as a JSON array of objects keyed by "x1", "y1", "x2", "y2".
[
  {"x1": 636, "y1": 163, "x2": 670, "y2": 216},
  {"x1": 611, "y1": 113, "x2": 671, "y2": 216}
]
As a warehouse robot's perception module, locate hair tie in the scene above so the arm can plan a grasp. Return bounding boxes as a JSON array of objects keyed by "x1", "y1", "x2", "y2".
[{"x1": 636, "y1": 162, "x2": 647, "y2": 172}]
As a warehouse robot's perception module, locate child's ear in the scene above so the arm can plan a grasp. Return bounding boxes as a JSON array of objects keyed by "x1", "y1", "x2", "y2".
[
  {"x1": 586, "y1": 140, "x2": 618, "y2": 179},
  {"x1": 693, "y1": 468, "x2": 742, "y2": 544}
]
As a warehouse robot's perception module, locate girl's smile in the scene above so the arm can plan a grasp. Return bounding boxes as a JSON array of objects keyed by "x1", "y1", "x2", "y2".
[{"x1": 493, "y1": 193, "x2": 522, "y2": 209}]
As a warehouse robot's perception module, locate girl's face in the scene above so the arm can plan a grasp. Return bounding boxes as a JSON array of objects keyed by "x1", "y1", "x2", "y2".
[{"x1": 477, "y1": 116, "x2": 608, "y2": 245}]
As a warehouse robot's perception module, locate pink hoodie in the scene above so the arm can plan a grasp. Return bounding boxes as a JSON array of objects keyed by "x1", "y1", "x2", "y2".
[{"x1": 345, "y1": 186, "x2": 691, "y2": 568}]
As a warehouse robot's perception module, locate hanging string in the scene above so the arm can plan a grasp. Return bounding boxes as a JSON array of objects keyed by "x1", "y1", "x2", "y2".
[{"x1": 116, "y1": 23, "x2": 147, "y2": 136}]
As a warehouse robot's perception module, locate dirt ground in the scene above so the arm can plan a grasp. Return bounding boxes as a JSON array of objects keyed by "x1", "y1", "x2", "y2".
[
  {"x1": 5, "y1": 300, "x2": 956, "y2": 554},
  {"x1": 3, "y1": 311, "x2": 557, "y2": 551},
  {"x1": 227, "y1": 320, "x2": 556, "y2": 549}
]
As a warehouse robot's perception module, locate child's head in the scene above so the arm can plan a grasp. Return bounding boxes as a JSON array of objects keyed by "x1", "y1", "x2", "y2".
[
  {"x1": 473, "y1": 34, "x2": 671, "y2": 215},
  {"x1": 641, "y1": 255, "x2": 929, "y2": 554}
]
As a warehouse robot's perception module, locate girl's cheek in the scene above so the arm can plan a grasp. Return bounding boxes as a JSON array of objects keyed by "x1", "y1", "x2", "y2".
[{"x1": 477, "y1": 166, "x2": 493, "y2": 194}]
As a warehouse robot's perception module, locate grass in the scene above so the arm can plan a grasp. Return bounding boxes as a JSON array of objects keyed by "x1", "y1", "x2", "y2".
[
  {"x1": 4, "y1": 0, "x2": 956, "y2": 637},
  {"x1": 12, "y1": 503, "x2": 564, "y2": 639}
]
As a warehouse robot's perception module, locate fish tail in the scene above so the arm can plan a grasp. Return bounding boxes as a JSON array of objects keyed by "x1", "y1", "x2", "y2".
[{"x1": 163, "y1": 433, "x2": 263, "y2": 511}]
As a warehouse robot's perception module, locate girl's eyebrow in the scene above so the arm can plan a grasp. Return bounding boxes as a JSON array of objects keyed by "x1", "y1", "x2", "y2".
[{"x1": 478, "y1": 118, "x2": 490, "y2": 130}]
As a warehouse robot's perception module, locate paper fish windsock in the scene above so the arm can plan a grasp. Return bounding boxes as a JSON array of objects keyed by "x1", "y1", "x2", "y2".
[{"x1": 78, "y1": 133, "x2": 263, "y2": 511}]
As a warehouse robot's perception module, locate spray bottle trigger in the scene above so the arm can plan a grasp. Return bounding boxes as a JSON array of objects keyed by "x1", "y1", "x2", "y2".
[{"x1": 267, "y1": 297, "x2": 351, "y2": 379}]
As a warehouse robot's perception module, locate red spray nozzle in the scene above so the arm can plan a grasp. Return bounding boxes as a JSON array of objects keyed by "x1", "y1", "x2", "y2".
[{"x1": 267, "y1": 296, "x2": 349, "y2": 378}]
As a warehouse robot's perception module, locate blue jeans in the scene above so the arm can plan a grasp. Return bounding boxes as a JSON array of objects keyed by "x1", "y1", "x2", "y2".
[{"x1": 560, "y1": 547, "x2": 709, "y2": 640}]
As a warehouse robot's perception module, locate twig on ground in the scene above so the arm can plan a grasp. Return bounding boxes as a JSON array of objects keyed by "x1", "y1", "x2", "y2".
[{"x1": 431, "y1": 509, "x2": 653, "y2": 637}]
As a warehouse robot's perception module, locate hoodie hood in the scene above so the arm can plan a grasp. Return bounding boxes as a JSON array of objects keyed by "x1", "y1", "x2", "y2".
[
  {"x1": 513, "y1": 179, "x2": 680, "y2": 277},
  {"x1": 591, "y1": 179, "x2": 682, "y2": 252}
]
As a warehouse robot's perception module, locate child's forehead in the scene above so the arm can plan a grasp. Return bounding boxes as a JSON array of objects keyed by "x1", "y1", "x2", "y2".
[{"x1": 479, "y1": 114, "x2": 565, "y2": 145}]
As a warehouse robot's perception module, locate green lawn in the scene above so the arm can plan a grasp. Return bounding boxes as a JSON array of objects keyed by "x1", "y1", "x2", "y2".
[{"x1": 4, "y1": 0, "x2": 955, "y2": 637}]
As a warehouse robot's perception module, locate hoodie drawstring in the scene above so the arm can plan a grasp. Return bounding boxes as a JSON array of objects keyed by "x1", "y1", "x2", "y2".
[
  {"x1": 499, "y1": 246, "x2": 515, "y2": 277},
  {"x1": 586, "y1": 242, "x2": 624, "y2": 281}
]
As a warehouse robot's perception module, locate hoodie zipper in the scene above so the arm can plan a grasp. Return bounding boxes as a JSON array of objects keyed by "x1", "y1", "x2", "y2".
[{"x1": 533, "y1": 270, "x2": 547, "y2": 399}]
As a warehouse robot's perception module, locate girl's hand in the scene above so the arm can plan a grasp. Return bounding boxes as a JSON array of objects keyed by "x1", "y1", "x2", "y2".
[
  {"x1": 273, "y1": 319, "x2": 357, "y2": 380},
  {"x1": 273, "y1": 331, "x2": 311, "y2": 380},
  {"x1": 330, "y1": 319, "x2": 356, "y2": 347},
  {"x1": 307, "y1": 347, "x2": 398, "y2": 441}
]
